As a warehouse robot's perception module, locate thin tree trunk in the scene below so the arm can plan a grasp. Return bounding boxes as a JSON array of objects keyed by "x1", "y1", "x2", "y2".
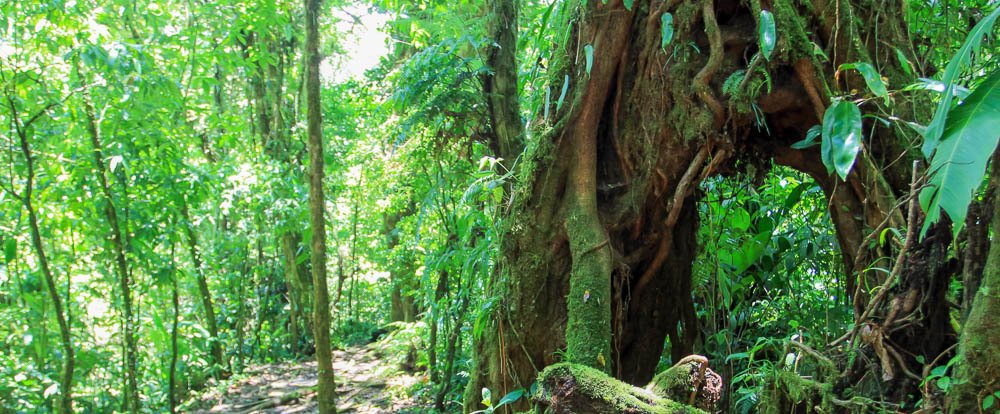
[
  {"x1": 77, "y1": 64, "x2": 139, "y2": 413},
  {"x1": 435, "y1": 294, "x2": 467, "y2": 411},
  {"x1": 305, "y1": 0, "x2": 336, "y2": 410},
  {"x1": 181, "y1": 203, "x2": 226, "y2": 373},
  {"x1": 169, "y1": 244, "x2": 180, "y2": 414},
  {"x1": 7, "y1": 100, "x2": 75, "y2": 413},
  {"x1": 429, "y1": 271, "x2": 449, "y2": 384},
  {"x1": 484, "y1": 0, "x2": 523, "y2": 171},
  {"x1": 236, "y1": 253, "x2": 247, "y2": 372}
]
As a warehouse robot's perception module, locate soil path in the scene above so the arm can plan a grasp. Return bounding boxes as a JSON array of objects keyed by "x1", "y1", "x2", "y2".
[{"x1": 186, "y1": 342, "x2": 424, "y2": 413}]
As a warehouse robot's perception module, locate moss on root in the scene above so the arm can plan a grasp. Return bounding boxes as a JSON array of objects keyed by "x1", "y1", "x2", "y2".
[{"x1": 535, "y1": 363, "x2": 707, "y2": 414}]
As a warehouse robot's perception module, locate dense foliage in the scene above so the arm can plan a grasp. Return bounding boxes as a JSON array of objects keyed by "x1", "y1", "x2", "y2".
[{"x1": 1, "y1": 0, "x2": 998, "y2": 412}]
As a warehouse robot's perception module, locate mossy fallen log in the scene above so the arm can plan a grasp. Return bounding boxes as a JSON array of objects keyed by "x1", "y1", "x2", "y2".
[{"x1": 534, "y1": 363, "x2": 711, "y2": 414}]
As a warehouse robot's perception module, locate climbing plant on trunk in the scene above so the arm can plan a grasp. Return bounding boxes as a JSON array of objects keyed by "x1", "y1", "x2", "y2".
[{"x1": 465, "y1": 0, "x2": 951, "y2": 410}]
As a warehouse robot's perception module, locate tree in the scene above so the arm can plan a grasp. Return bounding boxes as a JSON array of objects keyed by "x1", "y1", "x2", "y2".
[
  {"x1": 949, "y1": 150, "x2": 1000, "y2": 413},
  {"x1": 304, "y1": 0, "x2": 337, "y2": 411},
  {"x1": 3, "y1": 89, "x2": 75, "y2": 414},
  {"x1": 465, "y1": 0, "x2": 948, "y2": 410}
]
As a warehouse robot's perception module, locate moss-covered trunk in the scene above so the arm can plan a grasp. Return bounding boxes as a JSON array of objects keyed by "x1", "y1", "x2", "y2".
[
  {"x1": 465, "y1": 0, "x2": 946, "y2": 410},
  {"x1": 304, "y1": 0, "x2": 336, "y2": 410},
  {"x1": 949, "y1": 152, "x2": 1000, "y2": 413}
]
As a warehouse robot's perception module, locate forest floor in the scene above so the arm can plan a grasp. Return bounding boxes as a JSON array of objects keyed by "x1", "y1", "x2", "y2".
[{"x1": 184, "y1": 342, "x2": 426, "y2": 413}]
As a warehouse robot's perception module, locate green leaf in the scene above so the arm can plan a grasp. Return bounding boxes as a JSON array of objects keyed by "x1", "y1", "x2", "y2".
[
  {"x1": 725, "y1": 352, "x2": 750, "y2": 362},
  {"x1": 556, "y1": 75, "x2": 570, "y2": 112},
  {"x1": 791, "y1": 125, "x2": 821, "y2": 149},
  {"x1": 894, "y1": 47, "x2": 914, "y2": 77},
  {"x1": 496, "y1": 389, "x2": 525, "y2": 407},
  {"x1": 840, "y1": 62, "x2": 889, "y2": 104},
  {"x1": 660, "y1": 13, "x2": 674, "y2": 50},
  {"x1": 920, "y1": 69, "x2": 1000, "y2": 237},
  {"x1": 821, "y1": 100, "x2": 863, "y2": 180},
  {"x1": 4, "y1": 238, "x2": 15, "y2": 264},
  {"x1": 922, "y1": 6, "x2": 1000, "y2": 157},
  {"x1": 731, "y1": 207, "x2": 751, "y2": 231},
  {"x1": 624, "y1": 0, "x2": 633, "y2": 11},
  {"x1": 584, "y1": 44, "x2": 594, "y2": 76},
  {"x1": 481, "y1": 387, "x2": 492, "y2": 407},
  {"x1": 984, "y1": 395, "x2": 996, "y2": 411},
  {"x1": 758, "y1": 10, "x2": 776, "y2": 60},
  {"x1": 938, "y1": 376, "x2": 952, "y2": 391}
]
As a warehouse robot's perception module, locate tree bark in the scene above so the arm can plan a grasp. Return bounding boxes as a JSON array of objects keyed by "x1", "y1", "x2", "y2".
[
  {"x1": 181, "y1": 203, "x2": 226, "y2": 373},
  {"x1": 484, "y1": 0, "x2": 523, "y2": 170},
  {"x1": 949, "y1": 151, "x2": 1000, "y2": 413},
  {"x1": 304, "y1": 0, "x2": 336, "y2": 411},
  {"x1": 465, "y1": 0, "x2": 943, "y2": 410},
  {"x1": 169, "y1": 245, "x2": 180, "y2": 414},
  {"x1": 6, "y1": 98, "x2": 75, "y2": 414},
  {"x1": 78, "y1": 65, "x2": 140, "y2": 413}
]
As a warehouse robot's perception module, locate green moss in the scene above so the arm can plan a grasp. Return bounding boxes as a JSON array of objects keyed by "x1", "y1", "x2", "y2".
[
  {"x1": 771, "y1": 0, "x2": 814, "y2": 61},
  {"x1": 537, "y1": 363, "x2": 707, "y2": 414},
  {"x1": 565, "y1": 209, "x2": 613, "y2": 371},
  {"x1": 647, "y1": 362, "x2": 693, "y2": 401},
  {"x1": 759, "y1": 369, "x2": 835, "y2": 414}
]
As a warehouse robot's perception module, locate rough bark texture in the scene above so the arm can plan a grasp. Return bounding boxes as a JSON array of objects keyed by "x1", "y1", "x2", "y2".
[
  {"x1": 465, "y1": 0, "x2": 946, "y2": 410},
  {"x1": 304, "y1": 0, "x2": 336, "y2": 411},
  {"x1": 484, "y1": 0, "x2": 524, "y2": 169},
  {"x1": 949, "y1": 152, "x2": 1000, "y2": 413}
]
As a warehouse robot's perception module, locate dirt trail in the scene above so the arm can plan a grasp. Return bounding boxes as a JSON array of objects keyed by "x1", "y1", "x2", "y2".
[{"x1": 186, "y1": 343, "x2": 424, "y2": 413}]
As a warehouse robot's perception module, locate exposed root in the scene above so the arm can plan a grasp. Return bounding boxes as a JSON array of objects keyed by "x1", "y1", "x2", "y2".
[
  {"x1": 634, "y1": 146, "x2": 710, "y2": 299},
  {"x1": 694, "y1": 0, "x2": 725, "y2": 127}
]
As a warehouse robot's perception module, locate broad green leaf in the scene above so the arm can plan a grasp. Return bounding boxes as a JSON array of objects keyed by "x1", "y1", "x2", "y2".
[
  {"x1": 496, "y1": 389, "x2": 525, "y2": 407},
  {"x1": 791, "y1": 125, "x2": 821, "y2": 149},
  {"x1": 894, "y1": 47, "x2": 914, "y2": 77},
  {"x1": 907, "y1": 78, "x2": 971, "y2": 99},
  {"x1": 759, "y1": 10, "x2": 776, "y2": 60},
  {"x1": 782, "y1": 183, "x2": 808, "y2": 210},
  {"x1": 984, "y1": 395, "x2": 996, "y2": 411},
  {"x1": 624, "y1": 0, "x2": 634, "y2": 10},
  {"x1": 840, "y1": 62, "x2": 889, "y2": 104},
  {"x1": 731, "y1": 207, "x2": 751, "y2": 231},
  {"x1": 922, "y1": 6, "x2": 1000, "y2": 157},
  {"x1": 821, "y1": 100, "x2": 863, "y2": 180},
  {"x1": 584, "y1": 44, "x2": 594, "y2": 76},
  {"x1": 661, "y1": 13, "x2": 674, "y2": 50},
  {"x1": 556, "y1": 75, "x2": 570, "y2": 111},
  {"x1": 4, "y1": 238, "x2": 15, "y2": 264},
  {"x1": 920, "y1": 69, "x2": 1000, "y2": 237}
]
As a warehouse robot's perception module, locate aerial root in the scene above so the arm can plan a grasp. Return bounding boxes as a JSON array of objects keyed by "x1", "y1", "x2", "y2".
[
  {"x1": 633, "y1": 146, "x2": 710, "y2": 302},
  {"x1": 694, "y1": 0, "x2": 725, "y2": 127}
]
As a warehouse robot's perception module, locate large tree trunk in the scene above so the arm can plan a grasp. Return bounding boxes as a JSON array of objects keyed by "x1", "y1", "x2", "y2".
[
  {"x1": 466, "y1": 0, "x2": 946, "y2": 411},
  {"x1": 949, "y1": 152, "x2": 1000, "y2": 413},
  {"x1": 304, "y1": 0, "x2": 336, "y2": 411}
]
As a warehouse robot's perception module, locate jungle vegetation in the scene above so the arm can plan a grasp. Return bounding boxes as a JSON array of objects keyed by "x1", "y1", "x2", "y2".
[{"x1": 1, "y1": 0, "x2": 999, "y2": 412}]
